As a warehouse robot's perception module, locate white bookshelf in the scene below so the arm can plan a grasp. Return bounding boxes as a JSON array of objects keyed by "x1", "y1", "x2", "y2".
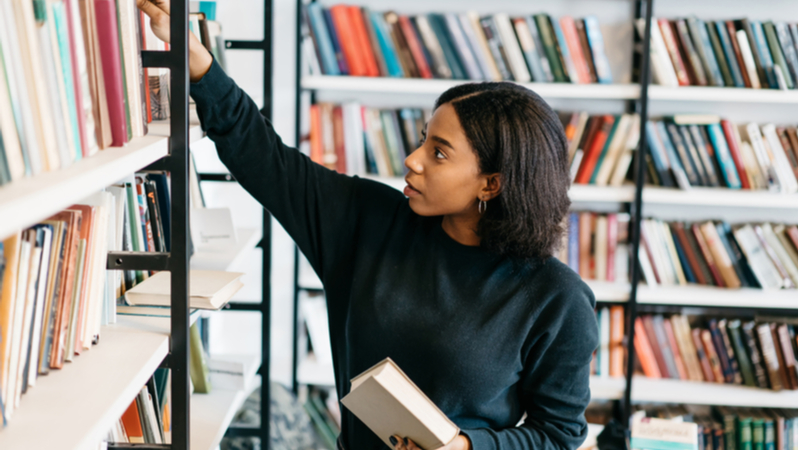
[
  {"x1": 298, "y1": 356, "x2": 335, "y2": 387},
  {"x1": 191, "y1": 354, "x2": 261, "y2": 450},
  {"x1": 648, "y1": 86, "x2": 798, "y2": 104},
  {"x1": 642, "y1": 186, "x2": 798, "y2": 210},
  {"x1": 190, "y1": 228, "x2": 262, "y2": 271},
  {"x1": 629, "y1": 377, "x2": 799, "y2": 408},
  {"x1": 0, "y1": 118, "x2": 205, "y2": 241},
  {"x1": 302, "y1": 75, "x2": 640, "y2": 100},
  {"x1": 0, "y1": 314, "x2": 199, "y2": 450}
]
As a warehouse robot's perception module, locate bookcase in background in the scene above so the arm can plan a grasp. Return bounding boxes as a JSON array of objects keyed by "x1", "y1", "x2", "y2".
[{"x1": 288, "y1": 0, "x2": 798, "y2": 440}]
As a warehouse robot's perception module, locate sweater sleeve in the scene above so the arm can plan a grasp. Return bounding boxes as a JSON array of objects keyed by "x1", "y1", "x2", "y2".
[
  {"x1": 189, "y1": 59, "x2": 404, "y2": 282},
  {"x1": 461, "y1": 282, "x2": 598, "y2": 450}
]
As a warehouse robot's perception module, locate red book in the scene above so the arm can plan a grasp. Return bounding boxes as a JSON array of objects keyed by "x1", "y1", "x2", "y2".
[
  {"x1": 726, "y1": 21, "x2": 751, "y2": 88},
  {"x1": 330, "y1": 6, "x2": 368, "y2": 76},
  {"x1": 634, "y1": 317, "x2": 662, "y2": 378},
  {"x1": 642, "y1": 315, "x2": 671, "y2": 377},
  {"x1": 692, "y1": 328, "x2": 717, "y2": 382},
  {"x1": 309, "y1": 105, "x2": 323, "y2": 164},
  {"x1": 606, "y1": 213, "x2": 617, "y2": 282},
  {"x1": 658, "y1": 19, "x2": 691, "y2": 86},
  {"x1": 66, "y1": 205, "x2": 96, "y2": 355},
  {"x1": 332, "y1": 106, "x2": 347, "y2": 174},
  {"x1": 347, "y1": 6, "x2": 380, "y2": 77},
  {"x1": 64, "y1": 0, "x2": 90, "y2": 156},
  {"x1": 559, "y1": 17, "x2": 591, "y2": 84},
  {"x1": 94, "y1": 0, "x2": 128, "y2": 146},
  {"x1": 398, "y1": 15, "x2": 433, "y2": 79},
  {"x1": 575, "y1": 115, "x2": 615, "y2": 184},
  {"x1": 691, "y1": 224, "x2": 725, "y2": 287},
  {"x1": 663, "y1": 319, "x2": 689, "y2": 380},
  {"x1": 720, "y1": 119, "x2": 751, "y2": 189}
]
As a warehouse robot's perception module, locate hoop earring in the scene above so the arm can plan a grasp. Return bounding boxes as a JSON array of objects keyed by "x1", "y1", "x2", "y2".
[{"x1": 478, "y1": 199, "x2": 487, "y2": 215}]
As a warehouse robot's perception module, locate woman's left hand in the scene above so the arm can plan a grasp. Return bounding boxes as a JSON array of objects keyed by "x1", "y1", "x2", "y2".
[{"x1": 390, "y1": 433, "x2": 472, "y2": 450}]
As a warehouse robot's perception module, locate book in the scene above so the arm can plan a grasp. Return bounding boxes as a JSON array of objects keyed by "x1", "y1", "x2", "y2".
[
  {"x1": 341, "y1": 357, "x2": 460, "y2": 449},
  {"x1": 123, "y1": 270, "x2": 243, "y2": 310}
]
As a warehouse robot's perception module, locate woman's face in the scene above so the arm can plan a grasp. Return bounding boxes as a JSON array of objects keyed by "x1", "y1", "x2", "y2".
[{"x1": 403, "y1": 103, "x2": 486, "y2": 217}]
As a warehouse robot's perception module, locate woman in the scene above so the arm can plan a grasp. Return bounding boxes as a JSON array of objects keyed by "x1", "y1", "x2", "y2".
[{"x1": 138, "y1": 2, "x2": 598, "y2": 449}]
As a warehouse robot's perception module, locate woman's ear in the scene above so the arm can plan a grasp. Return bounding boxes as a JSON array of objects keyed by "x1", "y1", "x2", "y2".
[{"x1": 481, "y1": 173, "x2": 502, "y2": 201}]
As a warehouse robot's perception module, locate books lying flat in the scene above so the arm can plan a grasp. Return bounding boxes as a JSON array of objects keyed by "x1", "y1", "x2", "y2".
[
  {"x1": 340, "y1": 357, "x2": 459, "y2": 449},
  {"x1": 123, "y1": 270, "x2": 244, "y2": 310}
]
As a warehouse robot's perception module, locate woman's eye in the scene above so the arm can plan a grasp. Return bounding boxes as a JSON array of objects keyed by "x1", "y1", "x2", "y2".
[{"x1": 434, "y1": 148, "x2": 446, "y2": 159}]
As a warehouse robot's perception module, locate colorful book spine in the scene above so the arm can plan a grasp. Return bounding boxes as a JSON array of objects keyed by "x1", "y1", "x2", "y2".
[{"x1": 584, "y1": 16, "x2": 613, "y2": 84}]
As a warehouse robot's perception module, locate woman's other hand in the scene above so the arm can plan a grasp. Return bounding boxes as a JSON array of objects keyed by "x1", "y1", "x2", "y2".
[
  {"x1": 390, "y1": 434, "x2": 472, "y2": 450},
  {"x1": 136, "y1": 0, "x2": 214, "y2": 82}
]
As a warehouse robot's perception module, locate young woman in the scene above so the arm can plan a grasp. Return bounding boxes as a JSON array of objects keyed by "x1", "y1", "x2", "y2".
[{"x1": 138, "y1": 2, "x2": 598, "y2": 449}]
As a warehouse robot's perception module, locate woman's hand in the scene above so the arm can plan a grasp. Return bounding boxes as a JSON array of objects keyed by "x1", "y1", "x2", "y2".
[
  {"x1": 390, "y1": 434, "x2": 472, "y2": 450},
  {"x1": 136, "y1": 0, "x2": 214, "y2": 82}
]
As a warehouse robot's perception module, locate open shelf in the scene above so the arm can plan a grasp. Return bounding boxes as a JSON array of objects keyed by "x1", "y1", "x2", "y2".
[
  {"x1": 635, "y1": 285, "x2": 798, "y2": 309},
  {"x1": 302, "y1": 75, "x2": 640, "y2": 100},
  {"x1": 191, "y1": 228, "x2": 262, "y2": 271},
  {"x1": 298, "y1": 356, "x2": 335, "y2": 387},
  {"x1": 648, "y1": 85, "x2": 798, "y2": 104},
  {"x1": 191, "y1": 354, "x2": 261, "y2": 450},
  {"x1": 642, "y1": 186, "x2": 798, "y2": 210},
  {"x1": 629, "y1": 377, "x2": 798, "y2": 408},
  {"x1": 0, "y1": 315, "x2": 176, "y2": 450},
  {"x1": 0, "y1": 117, "x2": 205, "y2": 241}
]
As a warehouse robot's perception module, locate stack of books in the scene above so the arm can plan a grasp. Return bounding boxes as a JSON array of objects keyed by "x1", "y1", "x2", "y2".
[
  {"x1": 634, "y1": 314, "x2": 797, "y2": 391},
  {"x1": 638, "y1": 17, "x2": 798, "y2": 90},
  {"x1": 637, "y1": 219, "x2": 798, "y2": 289},
  {"x1": 643, "y1": 116, "x2": 797, "y2": 191},
  {"x1": 564, "y1": 113, "x2": 641, "y2": 187},
  {"x1": 591, "y1": 305, "x2": 626, "y2": 378},
  {"x1": 110, "y1": 368, "x2": 172, "y2": 445},
  {"x1": 302, "y1": 4, "x2": 614, "y2": 84},
  {"x1": 556, "y1": 212, "x2": 630, "y2": 283},
  {"x1": 0, "y1": 0, "x2": 224, "y2": 187}
]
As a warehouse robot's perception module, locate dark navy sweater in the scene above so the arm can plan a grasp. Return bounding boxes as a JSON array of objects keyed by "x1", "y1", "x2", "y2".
[{"x1": 190, "y1": 59, "x2": 598, "y2": 450}]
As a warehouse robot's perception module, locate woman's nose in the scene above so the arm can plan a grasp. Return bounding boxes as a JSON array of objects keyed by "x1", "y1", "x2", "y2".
[{"x1": 405, "y1": 147, "x2": 424, "y2": 174}]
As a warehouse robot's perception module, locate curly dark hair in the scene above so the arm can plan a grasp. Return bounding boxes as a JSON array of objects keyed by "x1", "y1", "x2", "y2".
[{"x1": 434, "y1": 82, "x2": 571, "y2": 259}]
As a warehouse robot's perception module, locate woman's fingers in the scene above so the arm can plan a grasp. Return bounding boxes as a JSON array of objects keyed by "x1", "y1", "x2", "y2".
[
  {"x1": 405, "y1": 438, "x2": 423, "y2": 450},
  {"x1": 391, "y1": 434, "x2": 408, "y2": 450},
  {"x1": 136, "y1": 0, "x2": 167, "y2": 19}
]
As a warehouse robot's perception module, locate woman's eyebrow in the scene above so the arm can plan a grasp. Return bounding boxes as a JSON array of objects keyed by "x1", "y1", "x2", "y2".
[{"x1": 430, "y1": 135, "x2": 455, "y2": 150}]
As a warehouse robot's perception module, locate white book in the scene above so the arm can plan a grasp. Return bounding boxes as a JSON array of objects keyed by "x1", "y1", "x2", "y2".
[
  {"x1": 341, "y1": 357, "x2": 460, "y2": 449},
  {"x1": 27, "y1": 226, "x2": 53, "y2": 388},
  {"x1": 78, "y1": 192, "x2": 113, "y2": 347},
  {"x1": 736, "y1": 30, "x2": 761, "y2": 89},
  {"x1": 342, "y1": 102, "x2": 366, "y2": 176},
  {"x1": 594, "y1": 216, "x2": 608, "y2": 281},
  {"x1": 458, "y1": 13, "x2": 497, "y2": 81},
  {"x1": 760, "y1": 224, "x2": 798, "y2": 287},
  {"x1": 761, "y1": 124, "x2": 798, "y2": 193},
  {"x1": 7, "y1": 237, "x2": 32, "y2": 416},
  {"x1": 733, "y1": 225, "x2": 783, "y2": 289},
  {"x1": 743, "y1": 123, "x2": 780, "y2": 191},
  {"x1": 0, "y1": 41, "x2": 26, "y2": 181},
  {"x1": 45, "y1": 4, "x2": 79, "y2": 164},
  {"x1": 594, "y1": 114, "x2": 633, "y2": 186},
  {"x1": 567, "y1": 112, "x2": 590, "y2": 163},
  {"x1": 738, "y1": 136, "x2": 766, "y2": 189},
  {"x1": 637, "y1": 244, "x2": 658, "y2": 287},
  {"x1": 465, "y1": 12, "x2": 500, "y2": 80},
  {"x1": 36, "y1": 17, "x2": 72, "y2": 169},
  {"x1": 117, "y1": 0, "x2": 145, "y2": 137},
  {"x1": 636, "y1": 18, "x2": 679, "y2": 87},
  {"x1": 124, "y1": 270, "x2": 244, "y2": 310},
  {"x1": 598, "y1": 307, "x2": 610, "y2": 377},
  {"x1": 302, "y1": 293, "x2": 332, "y2": 364},
  {"x1": 661, "y1": 221, "x2": 686, "y2": 285},
  {"x1": 443, "y1": 13, "x2": 483, "y2": 80},
  {"x1": 302, "y1": 36, "x2": 322, "y2": 76},
  {"x1": 494, "y1": 13, "x2": 531, "y2": 82},
  {"x1": 15, "y1": 232, "x2": 42, "y2": 405}
]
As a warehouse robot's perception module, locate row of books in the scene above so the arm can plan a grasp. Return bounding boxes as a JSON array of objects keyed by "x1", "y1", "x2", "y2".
[
  {"x1": 634, "y1": 314, "x2": 797, "y2": 391},
  {"x1": 0, "y1": 0, "x2": 226, "y2": 187},
  {"x1": 585, "y1": 404, "x2": 799, "y2": 450},
  {"x1": 638, "y1": 219, "x2": 798, "y2": 290},
  {"x1": 109, "y1": 369, "x2": 172, "y2": 444},
  {"x1": 555, "y1": 213, "x2": 630, "y2": 283},
  {"x1": 0, "y1": 170, "x2": 176, "y2": 424},
  {"x1": 302, "y1": 4, "x2": 614, "y2": 84},
  {"x1": 639, "y1": 17, "x2": 798, "y2": 90},
  {"x1": 305, "y1": 387, "x2": 341, "y2": 450},
  {"x1": 590, "y1": 306, "x2": 625, "y2": 378},
  {"x1": 642, "y1": 117, "x2": 797, "y2": 192}
]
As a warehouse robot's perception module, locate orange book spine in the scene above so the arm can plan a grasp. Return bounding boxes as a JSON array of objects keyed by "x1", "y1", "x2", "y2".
[
  {"x1": 398, "y1": 15, "x2": 433, "y2": 79},
  {"x1": 348, "y1": 6, "x2": 380, "y2": 77},
  {"x1": 608, "y1": 305, "x2": 625, "y2": 377},
  {"x1": 330, "y1": 6, "x2": 367, "y2": 76},
  {"x1": 559, "y1": 17, "x2": 591, "y2": 84},
  {"x1": 691, "y1": 328, "x2": 717, "y2": 382},
  {"x1": 332, "y1": 106, "x2": 347, "y2": 174},
  {"x1": 578, "y1": 212, "x2": 593, "y2": 279},
  {"x1": 120, "y1": 399, "x2": 145, "y2": 443},
  {"x1": 309, "y1": 105, "x2": 323, "y2": 164},
  {"x1": 575, "y1": 115, "x2": 615, "y2": 184},
  {"x1": 634, "y1": 317, "x2": 662, "y2": 378},
  {"x1": 663, "y1": 319, "x2": 689, "y2": 380}
]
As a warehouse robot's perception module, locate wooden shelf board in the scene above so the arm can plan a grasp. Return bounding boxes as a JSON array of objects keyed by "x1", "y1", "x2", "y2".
[
  {"x1": 0, "y1": 119, "x2": 204, "y2": 240},
  {"x1": 0, "y1": 315, "x2": 174, "y2": 450},
  {"x1": 191, "y1": 355, "x2": 261, "y2": 450},
  {"x1": 191, "y1": 228, "x2": 262, "y2": 271},
  {"x1": 648, "y1": 85, "x2": 798, "y2": 104},
  {"x1": 302, "y1": 76, "x2": 640, "y2": 99}
]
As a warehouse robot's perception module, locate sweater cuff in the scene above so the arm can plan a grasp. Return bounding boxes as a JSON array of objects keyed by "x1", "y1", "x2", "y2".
[
  {"x1": 461, "y1": 428, "x2": 496, "y2": 450},
  {"x1": 189, "y1": 57, "x2": 236, "y2": 112}
]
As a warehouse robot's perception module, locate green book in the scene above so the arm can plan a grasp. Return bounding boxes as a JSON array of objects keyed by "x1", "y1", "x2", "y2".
[
  {"x1": 589, "y1": 116, "x2": 621, "y2": 183},
  {"x1": 763, "y1": 411, "x2": 776, "y2": 450},
  {"x1": 763, "y1": 22, "x2": 794, "y2": 89},
  {"x1": 706, "y1": 21, "x2": 735, "y2": 87},
  {"x1": 534, "y1": 14, "x2": 567, "y2": 82},
  {"x1": 739, "y1": 411, "x2": 754, "y2": 450},
  {"x1": 715, "y1": 406, "x2": 738, "y2": 450},
  {"x1": 728, "y1": 320, "x2": 757, "y2": 387},
  {"x1": 303, "y1": 399, "x2": 337, "y2": 450},
  {"x1": 753, "y1": 410, "x2": 766, "y2": 450},
  {"x1": 189, "y1": 323, "x2": 211, "y2": 394},
  {"x1": 115, "y1": 0, "x2": 132, "y2": 142}
]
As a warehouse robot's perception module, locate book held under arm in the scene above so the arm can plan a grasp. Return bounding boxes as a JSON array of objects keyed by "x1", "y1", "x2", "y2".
[
  {"x1": 341, "y1": 357, "x2": 459, "y2": 450},
  {"x1": 123, "y1": 270, "x2": 244, "y2": 310}
]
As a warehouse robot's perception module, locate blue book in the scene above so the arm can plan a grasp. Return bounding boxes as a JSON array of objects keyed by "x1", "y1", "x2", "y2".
[
  {"x1": 428, "y1": 14, "x2": 466, "y2": 79},
  {"x1": 669, "y1": 227, "x2": 697, "y2": 283},
  {"x1": 706, "y1": 123, "x2": 742, "y2": 189},
  {"x1": 525, "y1": 17, "x2": 554, "y2": 82},
  {"x1": 550, "y1": 18, "x2": 578, "y2": 83},
  {"x1": 689, "y1": 17, "x2": 725, "y2": 87},
  {"x1": 322, "y1": 8, "x2": 349, "y2": 75},
  {"x1": 443, "y1": 13, "x2": 482, "y2": 80},
  {"x1": 750, "y1": 21, "x2": 778, "y2": 88},
  {"x1": 584, "y1": 16, "x2": 613, "y2": 84},
  {"x1": 567, "y1": 213, "x2": 579, "y2": 273},
  {"x1": 306, "y1": 3, "x2": 340, "y2": 75},
  {"x1": 715, "y1": 21, "x2": 745, "y2": 87},
  {"x1": 644, "y1": 121, "x2": 674, "y2": 187},
  {"x1": 655, "y1": 121, "x2": 691, "y2": 190},
  {"x1": 774, "y1": 22, "x2": 798, "y2": 86},
  {"x1": 370, "y1": 12, "x2": 403, "y2": 77},
  {"x1": 52, "y1": 3, "x2": 83, "y2": 160},
  {"x1": 197, "y1": 1, "x2": 216, "y2": 20}
]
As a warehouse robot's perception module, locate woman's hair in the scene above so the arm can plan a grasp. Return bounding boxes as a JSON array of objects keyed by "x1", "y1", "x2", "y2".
[{"x1": 435, "y1": 82, "x2": 571, "y2": 259}]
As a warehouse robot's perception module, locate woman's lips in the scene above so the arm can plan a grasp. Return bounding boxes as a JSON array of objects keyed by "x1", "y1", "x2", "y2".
[{"x1": 404, "y1": 181, "x2": 421, "y2": 197}]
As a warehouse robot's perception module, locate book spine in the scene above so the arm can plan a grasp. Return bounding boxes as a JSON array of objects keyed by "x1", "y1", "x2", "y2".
[
  {"x1": 706, "y1": 21, "x2": 735, "y2": 87},
  {"x1": 707, "y1": 123, "x2": 742, "y2": 189},
  {"x1": 399, "y1": 15, "x2": 434, "y2": 79},
  {"x1": 659, "y1": 19, "x2": 692, "y2": 85},
  {"x1": 526, "y1": 16, "x2": 554, "y2": 82},
  {"x1": 512, "y1": 18, "x2": 547, "y2": 82},
  {"x1": 534, "y1": 15, "x2": 567, "y2": 82},
  {"x1": 94, "y1": 0, "x2": 127, "y2": 146},
  {"x1": 559, "y1": 16, "x2": 590, "y2": 83},
  {"x1": 687, "y1": 16, "x2": 724, "y2": 86},
  {"x1": 715, "y1": 21, "x2": 745, "y2": 87},
  {"x1": 306, "y1": 5, "x2": 341, "y2": 75},
  {"x1": 764, "y1": 22, "x2": 794, "y2": 89},
  {"x1": 441, "y1": 13, "x2": 481, "y2": 80},
  {"x1": 750, "y1": 21, "x2": 778, "y2": 88},
  {"x1": 584, "y1": 16, "x2": 612, "y2": 84},
  {"x1": 550, "y1": 17, "x2": 579, "y2": 83}
]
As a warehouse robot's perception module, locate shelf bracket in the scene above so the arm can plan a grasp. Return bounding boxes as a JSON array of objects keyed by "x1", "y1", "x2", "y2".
[
  {"x1": 141, "y1": 50, "x2": 175, "y2": 69},
  {"x1": 107, "y1": 251, "x2": 171, "y2": 271}
]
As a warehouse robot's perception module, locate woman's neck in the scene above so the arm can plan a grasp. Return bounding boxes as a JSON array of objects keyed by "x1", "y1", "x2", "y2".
[{"x1": 441, "y1": 213, "x2": 481, "y2": 247}]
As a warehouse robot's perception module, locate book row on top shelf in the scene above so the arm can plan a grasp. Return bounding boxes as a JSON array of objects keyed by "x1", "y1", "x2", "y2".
[{"x1": 0, "y1": 0, "x2": 226, "y2": 188}]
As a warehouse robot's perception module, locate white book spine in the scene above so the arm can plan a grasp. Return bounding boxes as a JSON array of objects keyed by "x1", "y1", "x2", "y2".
[
  {"x1": 443, "y1": 13, "x2": 483, "y2": 80},
  {"x1": 465, "y1": 12, "x2": 501, "y2": 81},
  {"x1": 761, "y1": 124, "x2": 798, "y2": 193},
  {"x1": 27, "y1": 228, "x2": 53, "y2": 388},
  {"x1": 734, "y1": 225, "x2": 783, "y2": 289},
  {"x1": 735, "y1": 30, "x2": 762, "y2": 89},
  {"x1": 6, "y1": 239, "x2": 32, "y2": 416},
  {"x1": 745, "y1": 123, "x2": 780, "y2": 192},
  {"x1": 36, "y1": 22, "x2": 73, "y2": 169},
  {"x1": 494, "y1": 13, "x2": 531, "y2": 82}
]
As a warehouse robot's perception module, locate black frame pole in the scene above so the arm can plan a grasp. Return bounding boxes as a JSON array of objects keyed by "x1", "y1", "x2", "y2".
[
  {"x1": 290, "y1": 0, "x2": 304, "y2": 397},
  {"x1": 622, "y1": 0, "x2": 654, "y2": 426}
]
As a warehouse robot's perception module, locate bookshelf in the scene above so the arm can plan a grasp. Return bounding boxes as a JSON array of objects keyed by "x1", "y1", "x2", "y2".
[{"x1": 190, "y1": 228, "x2": 262, "y2": 271}]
